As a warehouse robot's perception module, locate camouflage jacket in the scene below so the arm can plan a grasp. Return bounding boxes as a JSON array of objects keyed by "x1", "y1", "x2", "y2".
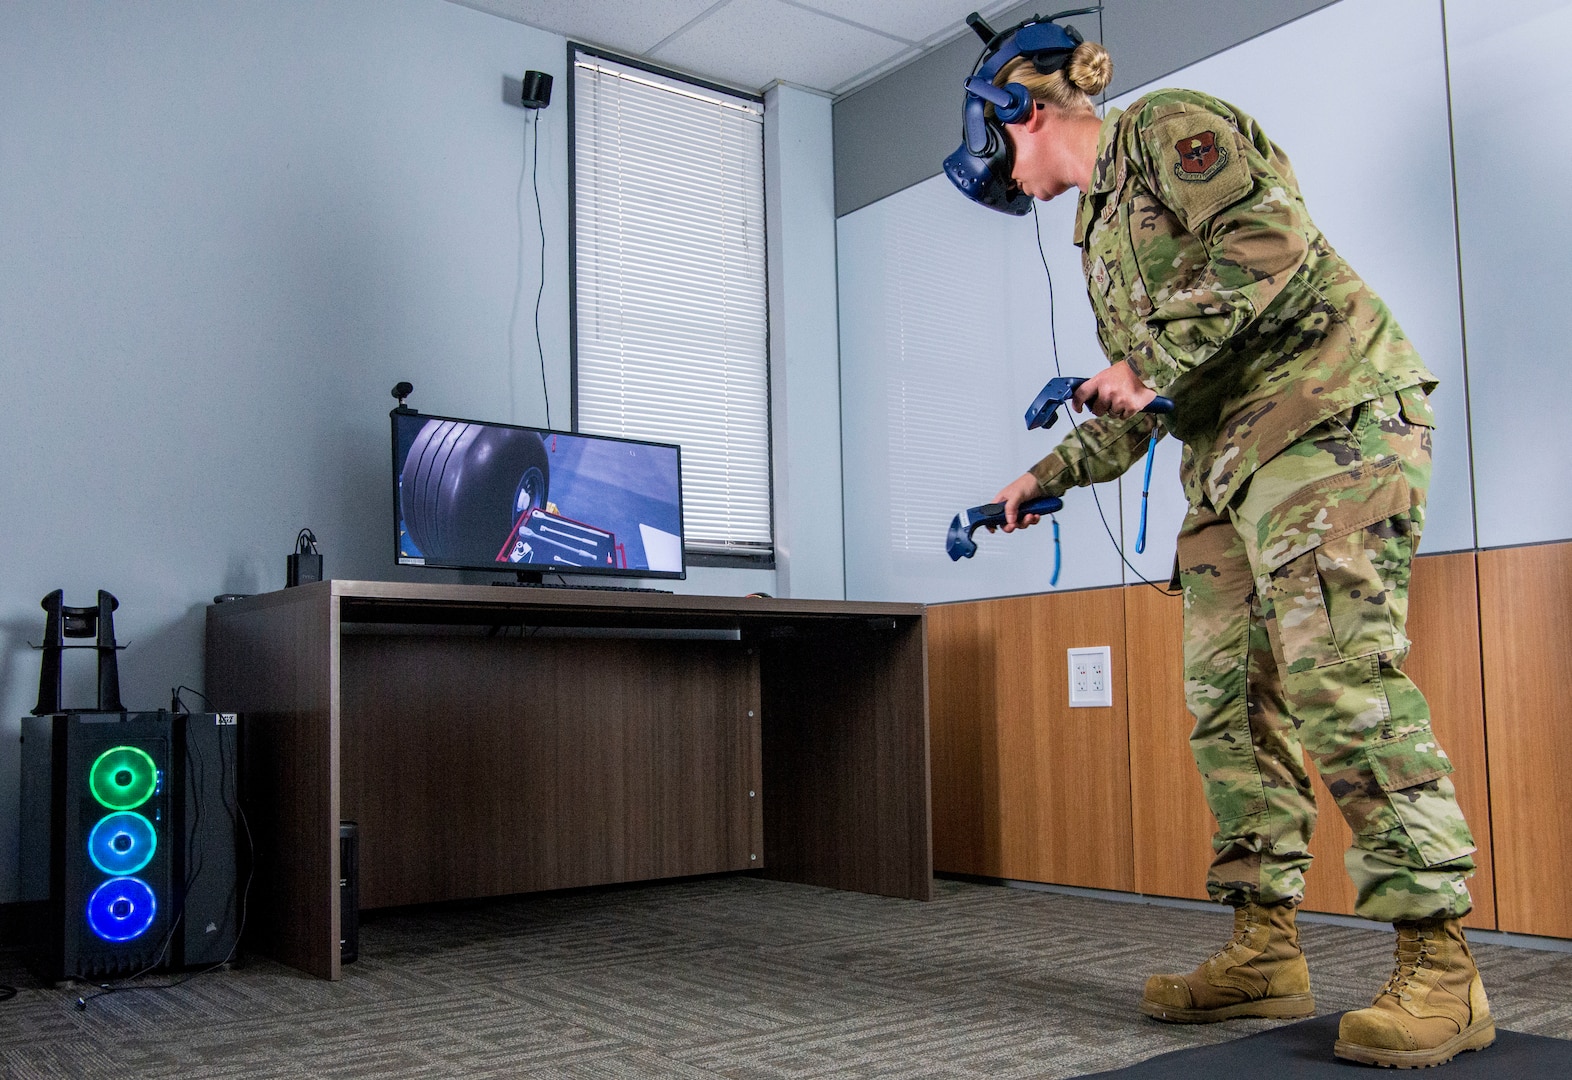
[{"x1": 1028, "y1": 89, "x2": 1437, "y2": 511}]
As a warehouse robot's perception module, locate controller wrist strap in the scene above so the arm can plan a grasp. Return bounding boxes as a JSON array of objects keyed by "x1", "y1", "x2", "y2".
[
  {"x1": 1135, "y1": 430, "x2": 1159, "y2": 555},
  {"x1": 1051, "y1": 516, "x2": 1062, "y2": 587}
]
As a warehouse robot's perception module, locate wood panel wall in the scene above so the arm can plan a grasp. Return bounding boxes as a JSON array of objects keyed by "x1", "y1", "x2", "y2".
[
  {"x1": 933, "y1": 550, "x2": 1511, "y2": 930},
  {"x1": 928, "y1": 589, "x2": 1134, "y2": 892},
  {"x1": 1122, "y1": 555, "x2": 1495, "y2": 924},
  {"x1": 1124, "y1": 586, "x2": 1210, "y2": 901},
  {"x1": 1479, "y1": 541, "x2": 1572, "y2": 939},
  {"x1": 929, "y1": 600, "x2": 994, "y2": 876},
  {"x1": 1300, "y1": 552, "x2": 1495, "y2": 929}
]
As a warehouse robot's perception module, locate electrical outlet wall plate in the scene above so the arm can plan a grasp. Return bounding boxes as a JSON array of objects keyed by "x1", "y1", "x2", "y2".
[{"x1": 1067, "y1": 645, "x2": 1113, "y2": 708}]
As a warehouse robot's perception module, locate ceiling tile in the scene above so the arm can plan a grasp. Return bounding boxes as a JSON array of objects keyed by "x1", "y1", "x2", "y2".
[
  {"x1": 448, "y1": 0, "x2": 1042, "y2": 98},
  {"x1": 788, "y1": 0, "x2": 1020, "y2": 46},
  {"x1": 649, "y1": 0, "x2": 910, "y2": 93},
  {"x1": 447, "y1": 0, "x2": 724, "y2": 55}
]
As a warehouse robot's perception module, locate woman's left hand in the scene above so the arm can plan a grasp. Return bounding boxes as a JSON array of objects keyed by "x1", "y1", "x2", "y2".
[{"x1": 1072, "y1": 362, "x2": 1156, "y2": 419}]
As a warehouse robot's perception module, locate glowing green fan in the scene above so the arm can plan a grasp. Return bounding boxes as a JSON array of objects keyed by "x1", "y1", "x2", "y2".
[{"x1": 89, "y1": 745, "x2": 157, "y2": 810}]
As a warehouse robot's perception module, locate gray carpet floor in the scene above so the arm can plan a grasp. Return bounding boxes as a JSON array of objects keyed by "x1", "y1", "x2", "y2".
[{"x1": 2, "y1": 875, "x2": 1569, "y2": 1078}]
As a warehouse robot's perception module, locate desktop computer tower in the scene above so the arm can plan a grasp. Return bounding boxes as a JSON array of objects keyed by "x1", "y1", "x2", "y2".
[
  {"x1": 172, "y1": 710, "x2": 242, "y2": 968},
  {"x1": 19, "y1": 710, "x2": 241, "y2": 981},
  {"x1": 340, "y1": 821, "x2": 359, "y2": 964},
  {"x1": 20, "y1": 711, "x2": 176, "y2": 981}
]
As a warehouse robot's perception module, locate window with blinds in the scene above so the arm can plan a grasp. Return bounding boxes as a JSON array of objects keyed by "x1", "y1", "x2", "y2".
[{"x1": 571, "y1": 50, "x2": 772, "y2": 561}]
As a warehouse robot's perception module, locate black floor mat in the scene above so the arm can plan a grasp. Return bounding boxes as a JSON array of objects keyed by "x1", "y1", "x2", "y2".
[{"x1": 1079, "y1": 1012, "x2": 1569, "y2": 1078}]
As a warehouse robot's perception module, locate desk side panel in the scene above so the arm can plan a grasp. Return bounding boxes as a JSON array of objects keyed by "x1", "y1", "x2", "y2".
[
  {"x1": 205, "y1": 592, "x2": 339, "y2": 980},
  {"x1": 759, "y1": 616, "x2": 932, "y2": 900}
]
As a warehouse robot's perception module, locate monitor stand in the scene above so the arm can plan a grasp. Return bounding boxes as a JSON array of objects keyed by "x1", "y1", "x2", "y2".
[
  {"x1": 488, "y1": 571, "x2": 543, "y2": 587},
  {"x1": 489, "y1": 570, "x2": 674, "y2": 594}
]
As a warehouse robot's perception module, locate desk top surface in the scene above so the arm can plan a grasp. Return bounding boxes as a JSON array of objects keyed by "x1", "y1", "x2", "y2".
[{"x1": 209, "y1": 579, "x2": 923, "y2": 627}]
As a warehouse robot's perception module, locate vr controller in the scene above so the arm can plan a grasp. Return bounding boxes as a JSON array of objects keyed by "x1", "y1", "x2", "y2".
[
  {"x1": 947, "y1": 375, "x2": 1175, "y2": 568},
  {"x1": 947, "y1": 495, "x2": 1063, "y2": 560},
  {"x1": 1025, "y1": 376, "x2": 1174, "y2": 430}
]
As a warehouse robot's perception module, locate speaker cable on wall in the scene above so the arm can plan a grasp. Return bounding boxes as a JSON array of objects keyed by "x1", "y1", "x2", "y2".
[{"x1": 510, "y1": 72, "x2": 554, "y2": 429}]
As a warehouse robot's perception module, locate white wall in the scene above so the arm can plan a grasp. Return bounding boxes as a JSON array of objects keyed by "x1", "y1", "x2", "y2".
[
  {"x1": 765, "y1": 84, "x2": 845, "y2": 600},
  {"x1": 837, "y1": 179, "x2": 1127, "y2": 603},
  {"x1": 1115, "y1": 0, "x2": 1474, "y2": 577},
  {"x1": 0, "y1": 0, "x2": 806, "y2": 903},
  {"x1": 839, "y1": 0, "x2": 1497, "y2": 603},
  {"x1": 1446, "y1": 0, "x2": 1572, "y2": 548}
]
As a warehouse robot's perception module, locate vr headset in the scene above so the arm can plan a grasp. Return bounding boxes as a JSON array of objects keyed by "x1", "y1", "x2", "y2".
[{"x1": 942, "y1": 8, "x2": 1100, "y2": 215}]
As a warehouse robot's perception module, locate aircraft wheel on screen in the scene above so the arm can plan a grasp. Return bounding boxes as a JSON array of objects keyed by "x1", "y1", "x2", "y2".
[
  {"x1": 401, "y1": 421, "x2": 551, "y2": 565},
  {"x1": 513, "y1": 466, "x2": 548, "y2": 521}
]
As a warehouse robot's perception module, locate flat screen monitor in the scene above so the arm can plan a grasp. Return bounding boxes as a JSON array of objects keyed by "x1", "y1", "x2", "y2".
[{"x1": 391, "y1": 410, "x2": 685, "y2": 581}]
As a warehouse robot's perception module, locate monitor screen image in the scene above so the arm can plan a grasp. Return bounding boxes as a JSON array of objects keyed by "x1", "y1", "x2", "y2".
[{"x1": 392, "y1": 410, "x2": 684, "y2": 579}]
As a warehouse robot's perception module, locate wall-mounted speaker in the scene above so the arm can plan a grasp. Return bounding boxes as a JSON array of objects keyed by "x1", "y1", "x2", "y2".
[{"x1": 520, "y1": 70, "x2": 552, "y2": 109}]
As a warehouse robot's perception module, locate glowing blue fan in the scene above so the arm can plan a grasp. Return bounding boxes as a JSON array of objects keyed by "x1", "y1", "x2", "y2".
[
  {"x1": 87, "y1": 811, "x2": 158, "y2": 876},
  {"x1": 85, "y1": 876, "x2": 158, "y2": 943}
]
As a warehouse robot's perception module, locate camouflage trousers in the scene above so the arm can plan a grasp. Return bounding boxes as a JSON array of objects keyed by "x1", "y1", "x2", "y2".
[{"x1": 1176, "y1": 388, "x2": 1476, "y2": 923}]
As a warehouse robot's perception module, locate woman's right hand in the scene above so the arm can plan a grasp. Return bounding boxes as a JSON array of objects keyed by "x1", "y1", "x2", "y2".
[{"x1": 990, "y1": 473, "x2": 1046, "y2": 532}]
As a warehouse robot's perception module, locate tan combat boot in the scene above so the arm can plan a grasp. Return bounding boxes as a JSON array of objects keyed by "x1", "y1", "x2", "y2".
[
  {"x1": 1141, "y1": 901, "x2": 1315, "y2": 1022},
  {"x1": 1335, "y1": 917, "x2": 1495, "y2": 1068}
]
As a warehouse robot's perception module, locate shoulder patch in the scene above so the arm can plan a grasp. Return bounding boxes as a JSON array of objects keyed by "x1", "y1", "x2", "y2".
[
  {"x1": 1144, "y1": 112, "x2": 1252, "y2": 231},
  {"x1": 1173, "y1": 130, "x2": 1228, "y2": 183}
]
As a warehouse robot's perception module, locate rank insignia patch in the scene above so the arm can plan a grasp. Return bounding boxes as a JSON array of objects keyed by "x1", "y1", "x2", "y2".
[
  {"x1": 1174, "y1": 130, "x2": 1228, "y2": 182},
  {"x1": 1091, "y1": 256, "x2": 1111, "y2": 294}
]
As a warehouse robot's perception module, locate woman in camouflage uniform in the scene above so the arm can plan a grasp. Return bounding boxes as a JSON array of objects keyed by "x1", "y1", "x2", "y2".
[{"x1": 985, "y1": 39, "x2": 1494, "y2": 1069}]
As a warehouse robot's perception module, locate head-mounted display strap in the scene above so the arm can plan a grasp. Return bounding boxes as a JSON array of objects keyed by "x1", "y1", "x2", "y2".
[{"x1": 946, "y1": 7, "x2": 1101, "y2": 216}]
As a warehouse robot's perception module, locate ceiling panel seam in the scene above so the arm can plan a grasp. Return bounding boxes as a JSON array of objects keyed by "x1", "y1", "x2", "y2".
[{"x1": 648, "y1": 0, "x2": 736, "y2": 56}]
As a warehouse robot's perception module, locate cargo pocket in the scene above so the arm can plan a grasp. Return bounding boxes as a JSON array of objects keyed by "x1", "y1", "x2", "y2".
[
  {"x1": 1366, "y1": 729, "x2": 1473, "y2": 866},
  {"x1": 1257, "y1": 456, "x2": 1411, "y2": 673}
]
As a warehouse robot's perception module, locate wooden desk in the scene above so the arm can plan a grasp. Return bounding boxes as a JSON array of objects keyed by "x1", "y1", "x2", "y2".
[{"x1": 206, "y1": 580, "x2": 931, "y2": 979}]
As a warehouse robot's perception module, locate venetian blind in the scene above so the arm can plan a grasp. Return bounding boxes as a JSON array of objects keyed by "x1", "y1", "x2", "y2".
[{"x1": 572, "y1": 52, "x2": 772, "y2": 557}]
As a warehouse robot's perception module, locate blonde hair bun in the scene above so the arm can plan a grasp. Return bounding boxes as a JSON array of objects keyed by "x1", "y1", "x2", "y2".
[
  {"x1": 1065, "y1": 40, "x2": 1113, "y2": 96},
  {"x1": 996, "y1": 39, "x2": 1111, "y2": 115}
]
